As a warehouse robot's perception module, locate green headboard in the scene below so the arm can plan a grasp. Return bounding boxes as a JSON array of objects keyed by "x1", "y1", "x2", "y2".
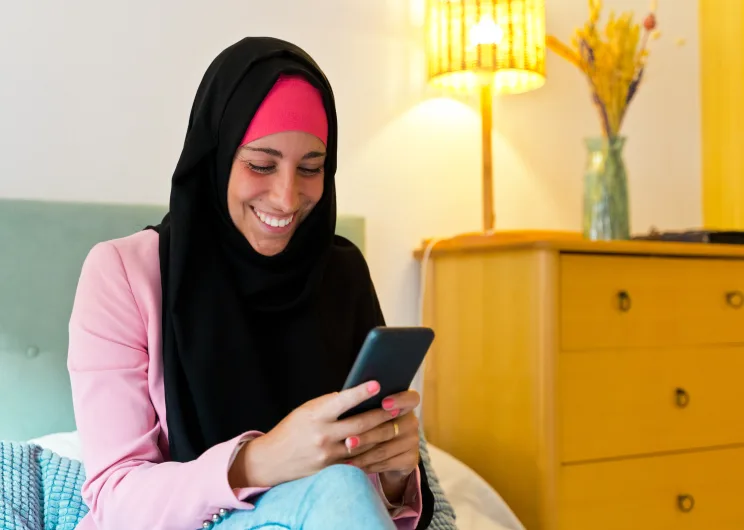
[{"x1": 0, "y1": 198, "x2": 365, "y2": 442}]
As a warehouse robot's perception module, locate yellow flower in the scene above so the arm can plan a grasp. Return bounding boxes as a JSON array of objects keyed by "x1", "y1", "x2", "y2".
[{"x1": 546, "y1": 0, "x2": 660, "y2": 138}]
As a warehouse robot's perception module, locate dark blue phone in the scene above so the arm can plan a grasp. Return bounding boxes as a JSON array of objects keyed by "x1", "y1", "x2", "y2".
[{"x1": 337, "y1": 326, "x2": 435, "y2": 420}]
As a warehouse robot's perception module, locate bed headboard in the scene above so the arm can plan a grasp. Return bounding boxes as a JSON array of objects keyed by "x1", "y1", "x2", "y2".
[{"x1": 0, "y1": 198, "x2": 365, "y2": 442}]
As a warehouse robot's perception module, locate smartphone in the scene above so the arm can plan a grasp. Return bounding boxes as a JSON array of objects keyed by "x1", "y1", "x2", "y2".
[{"x1": 337, "y1": 326, "x2": 435, "y2": 420}]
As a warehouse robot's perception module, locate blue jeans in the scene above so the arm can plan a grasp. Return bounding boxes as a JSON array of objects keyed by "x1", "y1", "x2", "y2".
[{"x1": 215, "y1": 464, "x2": 398, "y2": 530}]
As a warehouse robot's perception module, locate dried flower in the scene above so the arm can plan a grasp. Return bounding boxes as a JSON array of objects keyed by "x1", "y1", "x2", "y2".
[{"x1": 547, "y1": 0, "x2": 660, "y2": 139}]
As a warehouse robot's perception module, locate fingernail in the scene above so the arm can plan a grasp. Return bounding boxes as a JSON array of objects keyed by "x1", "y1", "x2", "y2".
[
  {"x1": 367, "y1": 381, "x2": 380, "y2": 394},
  {"x1": 382, "y1": 397, "x2": 395, "y2": 410},
  {"x1": 345, "y1": 436, "x2": 360, "y2": 451},
  {"x1": 390, "y1": 408, "x2": 400, "y2": 418},
  {"x1": 344, "y1": 460, "x2": 354, "y2": 465}
]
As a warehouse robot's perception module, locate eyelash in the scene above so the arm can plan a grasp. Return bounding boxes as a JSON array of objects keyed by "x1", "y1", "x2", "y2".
[{"x1": 247, "y1": 163, "x2": 323, "y2": 176}]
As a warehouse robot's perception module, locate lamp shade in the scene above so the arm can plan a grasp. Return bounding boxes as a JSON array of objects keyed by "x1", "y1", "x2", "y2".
[{"x1": 426, "y1": 0, "x2": 547, "y2": 94}]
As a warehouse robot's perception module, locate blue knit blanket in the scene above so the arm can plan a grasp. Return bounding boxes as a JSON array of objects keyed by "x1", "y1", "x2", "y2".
[
  {"x1": 0, "y1": 442, "x2": 88, "y2": 530},
  {"x1": 0, "y1": 435, "x2": 456, "y2": 530}
]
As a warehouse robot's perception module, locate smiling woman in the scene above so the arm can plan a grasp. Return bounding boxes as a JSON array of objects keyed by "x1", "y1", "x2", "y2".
[
  {"x1": 63, "y1": 36, "x2": 444, "y2": 530},
  {"x1": 229, "y1": 131, "x2": 327, "y2": 256}
]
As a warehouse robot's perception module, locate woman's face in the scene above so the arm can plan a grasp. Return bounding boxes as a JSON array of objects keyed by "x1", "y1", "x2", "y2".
[{"x1": 227, "y1": 131, "x2": 326, "y2": 256}]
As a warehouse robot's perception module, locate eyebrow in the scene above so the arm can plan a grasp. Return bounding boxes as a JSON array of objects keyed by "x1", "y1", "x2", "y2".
[{"x1": 242, "y1": 146, "x2": 326, "y2": 160}]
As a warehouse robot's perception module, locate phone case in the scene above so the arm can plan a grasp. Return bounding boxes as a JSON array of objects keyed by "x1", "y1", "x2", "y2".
[{"x1": 338, "y1": 326, "x2": 434, "y2": 420}]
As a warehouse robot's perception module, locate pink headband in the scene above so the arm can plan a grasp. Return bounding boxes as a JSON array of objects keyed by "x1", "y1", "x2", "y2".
[{"x1": 240, "y1": 75, "x2": 328, "y2": 147}]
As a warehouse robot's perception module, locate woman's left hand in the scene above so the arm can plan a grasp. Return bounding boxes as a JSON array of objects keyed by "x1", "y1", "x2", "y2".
[{"x1": 343, "y1": 389, "x2": 421, "y2": 501}]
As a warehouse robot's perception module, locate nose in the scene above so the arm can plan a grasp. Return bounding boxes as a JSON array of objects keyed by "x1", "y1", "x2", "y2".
[{"x1": 269, "y1": 166, "x2": 300, "y2": 213}]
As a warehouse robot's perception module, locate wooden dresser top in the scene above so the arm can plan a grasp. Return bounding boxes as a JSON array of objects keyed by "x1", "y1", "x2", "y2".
[{"x1": 414, "y1": 230, "x2": 744, "y2": 260}]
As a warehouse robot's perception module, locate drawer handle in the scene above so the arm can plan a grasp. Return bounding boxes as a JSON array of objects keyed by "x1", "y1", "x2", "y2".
[
  {"x1": 677, "y1": 494, "x2": 695, "y2": 513},
  {"x1": 617, "y1": 290, "x2": 632, "y2": 312},
  {"x1": 726, "y1": 290, "x2": 744, "y2": 308},
  {"x1": 675, "y1": 388, "x2": 690, "y2": 408}
]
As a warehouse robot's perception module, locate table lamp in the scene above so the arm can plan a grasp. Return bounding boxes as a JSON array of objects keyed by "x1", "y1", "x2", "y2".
[{"x1": 425, "y1": 0, "x2": 546, "y2": 232}]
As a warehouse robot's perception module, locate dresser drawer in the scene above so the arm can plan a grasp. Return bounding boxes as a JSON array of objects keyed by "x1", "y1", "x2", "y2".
[
  {"x1": 560, "y1": 254, "x2": 744, "y2": 350},
  {"x1": 559, "y1": 346, "x2": 744, "y2": 462},
  {"x1": 558, "y1": 446, "x2": 744, "y2": 530}
]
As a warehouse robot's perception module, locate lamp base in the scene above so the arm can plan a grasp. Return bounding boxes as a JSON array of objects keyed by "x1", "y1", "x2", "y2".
[{"x1": 481, "y1": 83, "x2": 494, "y2": 232}]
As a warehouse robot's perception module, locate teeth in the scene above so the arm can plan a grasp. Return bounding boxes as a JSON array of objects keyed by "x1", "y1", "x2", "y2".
[{"x1": 254, "y1": 208, "x2": 294, "y2": 229}]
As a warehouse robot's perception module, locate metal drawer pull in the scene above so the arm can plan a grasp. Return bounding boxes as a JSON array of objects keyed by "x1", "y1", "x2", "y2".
[
  {"x1": 675, "y1": 388, "x2": 690, "y2": 408},
  {"x1": 617, "y1": 290, "x2": 631, "y2": 312},
  {"x1": 677, "y1": 494, "x2": 695, "y2": 513},
  {"x1": 726, "y1": 290, "x2": 744, "y2": 308}
]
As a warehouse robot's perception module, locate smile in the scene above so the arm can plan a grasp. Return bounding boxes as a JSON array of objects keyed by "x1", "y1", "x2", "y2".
[{"x1": 251, "y1": 207, "x2": 295, "y2": 230}]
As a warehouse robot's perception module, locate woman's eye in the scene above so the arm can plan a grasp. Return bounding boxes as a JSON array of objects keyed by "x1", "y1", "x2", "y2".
[
  {"x1": 247, "y1": 163, "x2": 275, "y2": 174},
  {"x1": 299, "y1": 166, "x2": 323, "y2": 176}
]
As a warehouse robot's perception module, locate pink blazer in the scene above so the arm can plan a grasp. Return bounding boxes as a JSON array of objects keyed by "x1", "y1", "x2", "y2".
[{"x1": 67, "y1": 229, "x2": 422, "y2": 530}]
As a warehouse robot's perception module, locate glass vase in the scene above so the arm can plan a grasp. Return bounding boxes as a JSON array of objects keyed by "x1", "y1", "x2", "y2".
[{"x1": 582, "y1": 136, "x2": 630, "y2": 240}]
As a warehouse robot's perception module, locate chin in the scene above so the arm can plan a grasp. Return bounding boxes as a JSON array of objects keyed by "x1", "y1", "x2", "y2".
[
  {"x1": 245, "y1": 225, "x2": 295, "y2": 257},
  {"x1": 253, "y1": 240, "x2": 289, "y2": 257}
]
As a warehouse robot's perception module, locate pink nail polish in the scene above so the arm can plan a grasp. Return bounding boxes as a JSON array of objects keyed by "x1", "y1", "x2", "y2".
[
  {"x1": 382, "y1": 397, "x2": 395, "y2": 410},
  {"x1": 367, "y1": 381, "x2": 380, "y2": 394},
  {"x1": 345, "y1": 436, "x2": 360, "y2": 450},
  {"x1": 390, "y1": 408, "x2": 400, "y2": 418}
]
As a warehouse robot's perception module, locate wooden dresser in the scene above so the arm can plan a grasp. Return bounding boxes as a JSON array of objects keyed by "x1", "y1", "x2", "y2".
[{"x1": 416, "y1": 231, "x2": 744, "y2": 530}]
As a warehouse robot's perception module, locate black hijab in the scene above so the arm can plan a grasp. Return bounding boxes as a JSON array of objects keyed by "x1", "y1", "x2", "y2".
[{"x1": 148, "y1": 37, "x2": 433, "y2": 527}]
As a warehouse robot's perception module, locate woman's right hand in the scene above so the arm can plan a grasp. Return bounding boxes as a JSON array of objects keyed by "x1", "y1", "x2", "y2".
[{"x1": 231, "y1": 380, "x2": 399, "y2": 488}]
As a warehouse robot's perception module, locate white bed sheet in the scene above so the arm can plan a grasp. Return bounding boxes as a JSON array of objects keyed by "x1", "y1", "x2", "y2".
[{"x1": 29, "y1": 431, "x2": 524, "y2": 530}]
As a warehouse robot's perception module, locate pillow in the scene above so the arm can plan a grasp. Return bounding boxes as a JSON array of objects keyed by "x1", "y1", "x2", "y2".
[
  {"x1": 426, "y1": 444, "x2": 525, "y2": 530},
  {"x1": 28, "y1": 431, "x2": 82, "y2": 462}
]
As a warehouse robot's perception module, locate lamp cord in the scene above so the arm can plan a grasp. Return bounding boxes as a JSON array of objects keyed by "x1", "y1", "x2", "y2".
[
  {"x1": 417, "y1": 237, "x2": 445, "y2": 326},
  {"x1": 413, "y1": 236, "x2": 448, "y2": 423}
]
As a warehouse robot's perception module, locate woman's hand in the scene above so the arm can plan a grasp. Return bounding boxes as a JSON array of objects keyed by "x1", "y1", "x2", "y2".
[
  {"x1": 230, "y1": 381, "x2": 399, "y2": 488},
  {"x1": 344, "y1": 390, "x2": 421, "y2": 502}
]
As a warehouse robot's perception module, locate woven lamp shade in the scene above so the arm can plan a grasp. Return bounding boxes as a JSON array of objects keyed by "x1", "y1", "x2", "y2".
[{"x1": 426, "y1": 0, "x2": 546, "y2": 94}]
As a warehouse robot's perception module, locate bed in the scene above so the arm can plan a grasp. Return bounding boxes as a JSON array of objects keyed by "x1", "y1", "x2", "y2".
[{"x1": 0, "y1": 197, "x2": 525, "y2": 530}]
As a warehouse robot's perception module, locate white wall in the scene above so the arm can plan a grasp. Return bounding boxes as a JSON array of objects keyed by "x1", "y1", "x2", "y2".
[{"x1": 0, "y1": 0, "x2": 700, "y2": 326}]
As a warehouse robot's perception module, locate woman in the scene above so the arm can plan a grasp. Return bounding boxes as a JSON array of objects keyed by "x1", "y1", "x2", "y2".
[{"x1": 67, "y1": 37, "x2": 445, "y2": 530}]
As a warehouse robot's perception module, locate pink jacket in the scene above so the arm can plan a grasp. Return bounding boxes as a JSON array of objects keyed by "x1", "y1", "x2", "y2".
[{"x1": 67, "y1": 229, "x2": 422, "y2": 530}]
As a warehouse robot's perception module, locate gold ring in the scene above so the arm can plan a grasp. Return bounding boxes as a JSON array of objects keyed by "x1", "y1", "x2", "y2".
[{"x1": 393, "y1": 421, "x2": 399, "y2": 437}]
